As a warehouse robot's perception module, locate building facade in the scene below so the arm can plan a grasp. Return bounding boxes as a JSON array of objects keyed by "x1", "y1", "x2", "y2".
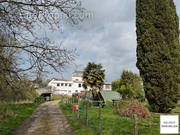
[{"x1": 48, "y1": 71, "x2": 112, "y2": 96}]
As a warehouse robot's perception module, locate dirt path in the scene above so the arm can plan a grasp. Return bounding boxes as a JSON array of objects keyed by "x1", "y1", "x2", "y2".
[{"x1": 14, "y1": 100, "x2": 73, "y2": 135}]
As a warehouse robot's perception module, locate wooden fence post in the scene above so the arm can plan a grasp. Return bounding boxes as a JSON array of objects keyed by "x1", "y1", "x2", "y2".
[
  {"x1": 98, "y1": 102, "x2": 102, "y2": 135},
  {"x1": 86, "y1": 99, "x2": 88, "y2": 126},
  {"x1": 77, "y1": 97, "x2": 80, "y2": 119},
  {"x1": 133, "y1": 114, "x2": 138, "y2": 135}
]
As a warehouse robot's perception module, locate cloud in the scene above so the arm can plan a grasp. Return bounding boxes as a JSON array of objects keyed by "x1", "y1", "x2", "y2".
[{"x1": 48, "y1": 0, "x2": 180, "y2": 82}]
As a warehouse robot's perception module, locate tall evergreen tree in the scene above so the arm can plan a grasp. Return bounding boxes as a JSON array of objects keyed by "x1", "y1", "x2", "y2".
[{"x1": 136, "y1": 0, "x2": 180, "y2": 112}]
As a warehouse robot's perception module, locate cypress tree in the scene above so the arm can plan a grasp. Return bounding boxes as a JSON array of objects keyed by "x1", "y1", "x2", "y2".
[{"x1": 136, "y1": 0, "x2": 180, "y2": 112}]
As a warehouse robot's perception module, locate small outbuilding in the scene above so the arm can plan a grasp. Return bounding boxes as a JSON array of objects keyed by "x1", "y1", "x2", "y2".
[
  {"x1": 99, "y1": 91, "x2": 122, "y2": 105},
  {"x1": 36, "y1": 88, "x2": 53, "y2": 101}
]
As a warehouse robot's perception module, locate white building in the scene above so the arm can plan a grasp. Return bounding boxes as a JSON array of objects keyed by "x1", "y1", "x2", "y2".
[{"x1": 48, "y1": 71, "x2": 112, "y2": 96}]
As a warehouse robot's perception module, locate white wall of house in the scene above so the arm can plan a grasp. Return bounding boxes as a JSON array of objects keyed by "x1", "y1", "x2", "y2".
[
  {"x1": 48, "y1": 71, "x2": 112, "y2": 96},
  {"x1": 103, "y1": 83, "x2": 112, "y2": 91}
]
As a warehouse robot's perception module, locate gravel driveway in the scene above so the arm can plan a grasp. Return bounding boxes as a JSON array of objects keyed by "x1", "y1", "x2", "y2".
[{"x1": 14, "y1": 100, "x2": 73, "y2": 135}]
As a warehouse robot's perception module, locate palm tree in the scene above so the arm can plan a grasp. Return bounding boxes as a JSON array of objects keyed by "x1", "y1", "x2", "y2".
[{"x1": 83, "y1": 62, "x2": 105, "y2": 100}]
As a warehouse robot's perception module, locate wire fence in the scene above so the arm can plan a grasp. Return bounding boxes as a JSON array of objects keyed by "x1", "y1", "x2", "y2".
[
  {"x1": 60, "y1": 95, "x2": 149, "y2": 135},
  {"x1": 60, "y1": 96, "x2": 120, "y2": 135}
]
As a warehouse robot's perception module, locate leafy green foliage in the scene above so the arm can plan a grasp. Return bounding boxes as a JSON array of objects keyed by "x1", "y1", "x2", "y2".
[
  {"x1": 0, "y1": 78, "x2": 39, "y2": 102},
  {"x1": 83, "y1": 62, "x2": 105, "y2": 100},
  {"x1": 121, "y1": 71, "x2": 145, "y2": 101},
  {"x1": 83, "y1": 62, "x2": 105, "y2": 91},
  {"x1": 112, "y1": 71, "x2": 145, "y2": 101},
  {"x1": 136, "y1": 0, "x2": 180, "y2": 112},
  {"x1": 112, "y1": 79, "x2": 120, "y2": 91},
  {"x1": 116, "y1": 83, "x2": 136, "y2": 99},
  {"x1": 33, "y1": 96, "x2": 45, "y2": 104}
]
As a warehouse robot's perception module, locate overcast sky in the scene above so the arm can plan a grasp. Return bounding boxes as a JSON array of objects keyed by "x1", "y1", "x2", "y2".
[{"x1": 46, "y1": 0, "x2": 180, "y2": 82}]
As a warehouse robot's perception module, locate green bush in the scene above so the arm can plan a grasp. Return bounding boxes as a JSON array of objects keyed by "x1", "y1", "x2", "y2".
[
  {"x1": 33, "y1": 96, "x2": 44, "y2": 104},
  {"x1": 142, "y1": 102, "x2": 153, "y2": 112}
]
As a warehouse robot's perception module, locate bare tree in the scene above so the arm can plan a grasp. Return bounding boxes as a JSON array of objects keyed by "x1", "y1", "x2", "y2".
[{"x1": 0, "y1": 0, "x2": 86, "y2": 75}]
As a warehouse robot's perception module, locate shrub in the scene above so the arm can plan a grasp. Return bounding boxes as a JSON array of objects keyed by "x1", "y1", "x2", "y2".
[
  {"x1": 33, "y1": 96, "x2": 44, "y2": 104},
  {"x1": 114, "y1": 100, "x2": 150, "y2": 119},
  {"x1": 143, "y1": 101, "x2": 153, "y2": 112},
  {"x1": 112, "y1": 71, "x2": 145, "y2": 102},
  {"x1": 114, "y1": 100, "x2": 130, "y2": 115},
  {"x1": 121, "y1": 100, "x2": 151, "y2": 118}
]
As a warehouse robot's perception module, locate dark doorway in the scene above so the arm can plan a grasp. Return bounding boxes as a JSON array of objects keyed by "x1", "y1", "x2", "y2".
[{"x1": 41, "y1": 93, "x2": 52, "y2": 101}]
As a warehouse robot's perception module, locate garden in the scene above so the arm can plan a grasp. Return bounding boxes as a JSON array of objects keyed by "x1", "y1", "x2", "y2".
[{"x1": 59, "y1": 96, "x2": 180, "y2": 135}]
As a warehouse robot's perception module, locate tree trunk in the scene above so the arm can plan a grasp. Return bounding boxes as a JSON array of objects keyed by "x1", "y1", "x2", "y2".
[{"x1": 133, "y1": 114, "x2": 138, "y2": 135}]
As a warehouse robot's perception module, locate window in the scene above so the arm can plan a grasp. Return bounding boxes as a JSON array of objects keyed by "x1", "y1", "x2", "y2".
[
  {"x1": 106, "y1": 85, "x2": 110, "y2": 89},
  {"x1": 68, "y1": 90, "x2": 71, "y2": 93},
  {"x1": 75, "y1": 90, "x2": 78, "y2": 93},
  {"x1": 69, "y1": 84, "x2": 72, "y2": 87},
  {"x1": 61, "y1": 83, "x2": 64, "y2": 86},
  {"x1": 57, "y1": 83, "x2": 60, "y2": 86},
  {"x1": 76, "y1": 79, "x2": 79, "y2": 81},
  {"x1": 79, "y1": 84, "x2": 81, "y2": 87},
  {"x1": 65, "y1": 83, "x2": 67, "y2": 86}
]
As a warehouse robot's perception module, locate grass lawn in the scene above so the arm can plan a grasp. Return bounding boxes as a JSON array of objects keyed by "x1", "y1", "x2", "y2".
[
  {"x1": 0, "y1": 103, "x2": 38, "y2": 135},
  {"x1": 52, "y1": 95, "x2": 62, "y2": 101},
  {"x1": 59, "y1": 102, "x2": 180, "y2": 135}
]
